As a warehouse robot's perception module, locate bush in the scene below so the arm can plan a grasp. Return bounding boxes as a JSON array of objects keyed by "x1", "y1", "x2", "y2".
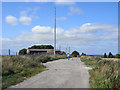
[
  {"x1": 19, "y1": 48, "x2": 27, "y2": 55},
  {"x1": 104, "y1": 53, "x2": 107, "y2": 58},
  {"x1": 114, "y1": 53, "x2": 120, "y2": 58},
  {"x1": 28, "y1": 45, "x2": 54, "y2": 49},
  {"x1": 81, "y1": 52, "x2": 86, "y2": 56},
  {"x1": 108, "y1": 52, "x2": 113, "y2": 58},
  {"x1": 71, "y1": 51, "x2": 79, "y2": 57}
]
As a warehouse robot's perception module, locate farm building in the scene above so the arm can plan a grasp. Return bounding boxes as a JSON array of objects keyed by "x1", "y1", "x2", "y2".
[{"x1": 27, "y1": 49, "x2": 66, "y2": 55}]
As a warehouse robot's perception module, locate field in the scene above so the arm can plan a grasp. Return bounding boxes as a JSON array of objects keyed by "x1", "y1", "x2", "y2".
[
  {"x1": 80, "y1": 56, "x2": 119, "y2": 88},
  {"x1": 2, "y1": 55, "x2": 67, "y2": 89}
]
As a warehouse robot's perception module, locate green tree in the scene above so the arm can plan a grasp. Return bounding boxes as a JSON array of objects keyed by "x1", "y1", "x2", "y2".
[
  {"x1": 71, "y1": 51, "x2": 79, "y2": 57},
  {"x1": 19, "y1": 48, "x2": 27, "y2": 55},
  {"x1": 115, "y1": 53, "x2": 120, "y2": 58},
  {"x1": 81, "y1": 52, "x2": 86, "y2": 56},
  {"x1": 104, "y1": 53, "x2": 107, "y2": 58},
  {"x1": 108, "y1": 52, "x2": 113, "y2": 58}
]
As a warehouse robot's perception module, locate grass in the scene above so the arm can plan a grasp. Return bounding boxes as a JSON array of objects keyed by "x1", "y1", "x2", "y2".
[
  {"x1": 2, "y1": 55, "x2": 67, "y2": 89},
  {"x1": 80, "y1": 56, "x2": 119, "y2": 88}
]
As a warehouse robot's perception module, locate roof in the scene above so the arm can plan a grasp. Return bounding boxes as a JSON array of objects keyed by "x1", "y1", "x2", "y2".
[{"x1": 28, "y1": 49, "x2": 60, "y2": 52}]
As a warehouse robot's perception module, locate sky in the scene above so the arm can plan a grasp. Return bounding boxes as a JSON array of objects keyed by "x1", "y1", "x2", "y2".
[{"x1": 1, "y1": 2, "x2": 118, "y2": 55}]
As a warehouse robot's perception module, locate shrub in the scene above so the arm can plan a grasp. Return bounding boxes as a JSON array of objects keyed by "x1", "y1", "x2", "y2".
[
  {"x1": 104, "y1": 53, "x2": 107, "y2": 58},
  {"x1": 108, "y1": 52, "x2": 113, "y2": 58},
  {"x1": 19, "y1": 48, "x2": 27, "y2": 55},
  {"x1": 114, "y1": 53, "x2": 120, "y2": 58},
  {"x1": 81, "y1": 52, "x2": 86, "y2": 56},
  {"x1": 71, "y1": 51, "x2": 79, "y2": 57}
]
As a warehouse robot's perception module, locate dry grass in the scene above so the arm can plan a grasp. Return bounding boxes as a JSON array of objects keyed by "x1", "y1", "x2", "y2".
[
  {"x1": 101, "y1": 58, "x2": 119, "y2": 61},
  {"x1": 81, "y1": 57, "x2": 119, "y2": 88},
  {"x1": 2, "y1": 55, "x2": 67, "y2": 89}
]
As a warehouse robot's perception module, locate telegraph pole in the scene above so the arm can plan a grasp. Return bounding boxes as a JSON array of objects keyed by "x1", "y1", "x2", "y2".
[{"x1": 54, "y1": 6, "x2": 56, "y2": 56}]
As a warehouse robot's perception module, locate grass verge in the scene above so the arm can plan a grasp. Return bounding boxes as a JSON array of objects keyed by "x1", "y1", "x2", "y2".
[
  {"x1": 2, "y1": 55, "x2": 67, "y2": 89},
  {"x1": 80, "y1": 56, "x2": 119, "y2": 88}
]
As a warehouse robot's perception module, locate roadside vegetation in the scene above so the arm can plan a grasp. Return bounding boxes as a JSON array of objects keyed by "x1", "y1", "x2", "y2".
[
  {"x1": 103, "y1": 52, "x2": 120, "y2": 58},
  {"x1": 70, "y1": 51, "x2": 79, "y2": 57},
  {"x1": 80, "y1": 56, "x2": 119, "y2": 88},
  {"x1": 2, "y1": 55, "x2": 67, "y2": 89}
]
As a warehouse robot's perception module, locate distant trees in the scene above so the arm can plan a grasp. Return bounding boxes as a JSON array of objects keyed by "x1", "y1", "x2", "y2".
[
  {"x1": 108, "y1": 52, "x2": 114, "y2": 58},
  {"x1": 28, "y1": 45, "x2": 54, "y2": 49},
  {"x1": 114, "y1": 53, "x2": 120, "y2": 58},
  {"x1": 104, "y1": 53, "x2": 107, "y2": 58},
  {"x1": 81, "y1": 52, "x2": 86, "y2": 56},
  {"x1": 103, "y1": 52, "x2": 120, "y2": 58},
  {"x1": 71, "y1": 51, "x2": 79, "y2": 57},
  {"x1": 19, "y1": 48, "x2": 27, "y2": 55}
]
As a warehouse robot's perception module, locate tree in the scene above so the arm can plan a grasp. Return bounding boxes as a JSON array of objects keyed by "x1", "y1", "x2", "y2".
[
  {"x1": 115, "y1": 53, "x2": 120, "y2": 58},
  {"x1": 19, "y1": 48, "x2": 27, "y2": 55},
  {"x1": 108, "y1": 52, "x2": 113, "y2": 58},
  {"x1": 81, "y1": 52, "x2": 86, "y2": 56},
  {"x1": 104, "y1": 53, "x2": 107, "y2": 58},
  {"x1": 71, "y1": 51, "x2": 79, "y2": 57}
]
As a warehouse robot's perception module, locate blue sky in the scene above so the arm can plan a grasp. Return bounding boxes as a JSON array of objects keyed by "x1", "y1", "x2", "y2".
[{"x1": 1, "y1": 2, "x2": 118, "y2": 55}]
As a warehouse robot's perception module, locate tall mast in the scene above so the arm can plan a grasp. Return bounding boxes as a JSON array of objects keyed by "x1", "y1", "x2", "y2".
[{"x1": 54, "y1": 6, "x2": 56, "y2": 56}]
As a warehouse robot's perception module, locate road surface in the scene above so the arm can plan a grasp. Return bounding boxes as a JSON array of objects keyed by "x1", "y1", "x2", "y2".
[{"x1": 10, "y1": 57, "x2": 91, "y2": 88}]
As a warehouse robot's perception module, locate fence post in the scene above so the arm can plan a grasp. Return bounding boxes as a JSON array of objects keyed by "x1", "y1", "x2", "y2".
[
  {"x1": 16, "y1": 52, "x2": 17, "y2": 56},
  {"x1": 9, "y1": 49, "x2": 10, "y2": 56}
]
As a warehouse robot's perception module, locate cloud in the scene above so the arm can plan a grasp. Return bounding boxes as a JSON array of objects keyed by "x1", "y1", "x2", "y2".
[
  {"x1": 79, "y1": 23, "x2": 117, "y2": 33},
  {"x1": 23, "y1": 0, "x2": 76, "y2": 4},
  {"x1": 55, "y1": 2, "x2": 75, "y2": 5},
  {"x1": 5, "y1": 7, "x2": 39, "y2": 26},
  {"x1": 3, "y1": 23, "x2": 117, "y2": 44},
  {"x1": 2, "y1": 23, "x2": 118, "y2": 55},
  {"x1": 5, "y1": 16, "x2": 18, "y2": 26},
  {"x1": 56, "y1": 17, "x2": 67, "y2": 20},
  {"x1": 19, "y1": 16, "x2": 32, "y2": 25},
  {"x1": 32, "y1": 26, "x2": 52, "y2": 33},
  {"x1": 68, "y1": 6, "x2": 83, "y2": 15},
  {"x1": 20, "y1": 7, "x2": 39, "y2": 19}
]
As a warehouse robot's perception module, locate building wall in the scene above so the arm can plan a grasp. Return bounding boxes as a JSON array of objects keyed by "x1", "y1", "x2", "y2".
[{"x1": 30, "y1": 51, "x2": 47, "y2": 55}]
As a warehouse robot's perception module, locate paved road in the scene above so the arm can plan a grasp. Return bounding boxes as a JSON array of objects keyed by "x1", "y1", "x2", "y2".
[{"x1": 10, "y1": 57, "x2": 91, "y2": 88}]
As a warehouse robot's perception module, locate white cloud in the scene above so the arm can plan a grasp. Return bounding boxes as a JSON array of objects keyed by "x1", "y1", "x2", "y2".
[
  {"x1": 57, "y1": 17, "x2": 67, "y2": 20},
  {"x1": 2, "y1": 23, "x2": 118, "y2": 55},
  {"x1": 19, "y1": 16, "x2": 32, "y2": 25},
  {"x1": 32, "y1": 26, "x2": 52, "y2": 33},
  {"x1": 55, "y1": 2, "x2": 75, "y2": 5},
  {"x1": 79, "y1": 23, "x2": 117, "y2": 33},
  {"x1": 20, "y1": 7, "x2": 39, "y2": 19},
  {"x1": 5, "y1": 7, "x2": 39, "y2": 26},
  {"x1": 68, "y1": 6, "x2": 83, "y2": 15},
  {"x1": 5, "y1": 16, "x2": 18, "y2": 26},
  {"x1": 4, "y1": 23, "x2": 118, "y2": 44}
]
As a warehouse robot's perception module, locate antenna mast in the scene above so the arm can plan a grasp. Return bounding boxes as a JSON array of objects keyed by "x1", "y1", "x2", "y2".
[{"x1": 54, "y1": 6, "x2": 56, "y2": 56}]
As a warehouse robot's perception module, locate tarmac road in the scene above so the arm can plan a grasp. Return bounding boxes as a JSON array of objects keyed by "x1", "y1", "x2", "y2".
[{"x1": 10, "y1": 57, "x2": 91, "y2": 88}]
